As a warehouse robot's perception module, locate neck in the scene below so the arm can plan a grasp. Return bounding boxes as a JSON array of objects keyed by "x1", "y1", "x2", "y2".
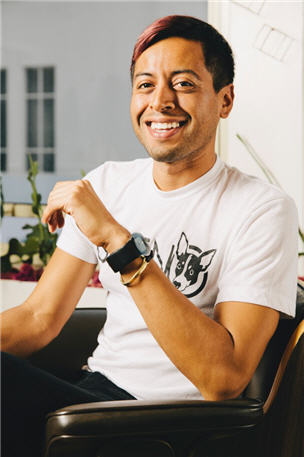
[{"x1": 152, "y1": 150, "x2": 217, "y2": 192}]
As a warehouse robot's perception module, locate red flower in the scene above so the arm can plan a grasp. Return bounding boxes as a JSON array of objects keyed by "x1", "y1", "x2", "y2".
[
  {"x1": 13, "y1": 264, "x2": 36, "y2": 281},
  {"x1": 88, "y1": 271, "x2": 102, "y2": 288},
  {"x1": 1, "y1": 264, "x2": 44, "y2": 282}
]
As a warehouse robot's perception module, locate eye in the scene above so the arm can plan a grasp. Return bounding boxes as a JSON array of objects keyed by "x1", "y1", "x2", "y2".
[
  {"x1": 173, "y1": 80, "x2": 194, "y2": 89},
  {"x1": 137, "y1": 82, "x2": 153, "y2": 90},
  {"x1": 176, "y1": 262, "x2": 183, "y2": 271},
  {"x1": 188, "y1": 268, "x2": 195, "y2": 276}
]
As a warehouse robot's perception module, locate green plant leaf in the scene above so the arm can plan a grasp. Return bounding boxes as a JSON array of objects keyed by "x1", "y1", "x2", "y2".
[
  {"x1": 23, "y1": 237, "x2": 41, "y2": 255},
  {"x1": 236, "y1": 134, "x2": 281, "y2": 187},
  {"x1": 8, "y1": 238, "x2": 25, "y2": 256},
  {"x1": 1, "y1": 254, "x2": 13, "y2": 273}
]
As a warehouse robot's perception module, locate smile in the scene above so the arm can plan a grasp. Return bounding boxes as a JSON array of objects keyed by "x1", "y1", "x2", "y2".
[
  {"x1": 149, "y1": 121, "x2": 187, "y2": 130},
  {"x1": 146, "y1": 120, "x2": 187, "y2": 130},
  {"x1": 144, "y1": 119, "x2": 188, "y2": 139}
]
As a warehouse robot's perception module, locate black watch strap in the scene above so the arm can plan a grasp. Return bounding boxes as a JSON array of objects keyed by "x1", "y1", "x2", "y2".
[{"x1": 106, "y1": 236, "x2": 153, "y2": 273}]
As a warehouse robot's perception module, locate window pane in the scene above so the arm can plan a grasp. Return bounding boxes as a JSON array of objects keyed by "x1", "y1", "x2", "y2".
[
  {"x1": 43, "y1": 68, "x2": 54, "y2": 93},
  {"x1": 26, "y1": 69, "x2": 38, "y2": 93},
  {"x1": 43, "y1": 99, "x2": 54, "y2": 147},
  {"x1": 1, "y1": 100, "x2": 6, "y2": 147},
  {"x1": 1, "y1": 152, "x2": 6, "y2": 171},
  {"x1": 43, "y1": 153, "x2": 54, "y2": 172},
  {"x1": 1, "y1": 69, "x2": 6, "y2": 94},
  {"x1": 27, "y1": 100, "x2": 38, "y2": 147},
  {"x1": 26, "y1": 152, "x2": 38, "y2": 170}
]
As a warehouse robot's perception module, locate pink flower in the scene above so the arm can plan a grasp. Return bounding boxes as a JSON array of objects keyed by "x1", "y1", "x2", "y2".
[
  {"x1": 88, "y1": 271, "x2": 103, "y2": 288},
  {"x1": 14, "y1": 264, "x2": 36, "y2": 281},
  {"x1": 1, "y1": 264, "x2": 44, "y2": 282}
]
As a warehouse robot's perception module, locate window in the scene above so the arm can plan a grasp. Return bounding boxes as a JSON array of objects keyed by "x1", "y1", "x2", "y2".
[
  {"x1": 1, "y1": 69, "x2": 7, "y2": 172},
  {"x1": 26, "y1": 67, "x2": 55, "y2": 172}
]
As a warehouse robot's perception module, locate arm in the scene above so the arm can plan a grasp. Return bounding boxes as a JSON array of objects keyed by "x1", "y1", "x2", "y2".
[
  {"x1": 1, "y1": 178, "x2": 130, "y2": 358},
  {"x1": 120, "y1": 258, "x2": 279, "y2": 400},
  {"x1": 0, "y1": 248, "x2": 96, "y2": 357}
]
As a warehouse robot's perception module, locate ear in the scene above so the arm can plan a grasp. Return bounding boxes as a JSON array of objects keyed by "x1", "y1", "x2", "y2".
[
  {"x1": 177, "y1": 232, "x2": 189, "y2": 257},
  {"x1": 200, "y1": 249, "x2": 217, "y2": 271},
  {"x1": 219, "y1": 84, "x2": 234, "y2": 119}
]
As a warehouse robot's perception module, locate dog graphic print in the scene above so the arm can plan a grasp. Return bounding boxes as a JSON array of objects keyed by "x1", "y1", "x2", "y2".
[{"x1": 153, "y1": 232, "x2": 216, "y2": 298}]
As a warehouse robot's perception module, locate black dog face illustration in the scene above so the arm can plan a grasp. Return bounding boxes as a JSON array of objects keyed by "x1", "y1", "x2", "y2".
[
  {"x1": 170, "y1": 233, "x2": 216, "y2": 298},
  {"x1": 152, "y1": 232, "x2": 216, "y2": 298}
]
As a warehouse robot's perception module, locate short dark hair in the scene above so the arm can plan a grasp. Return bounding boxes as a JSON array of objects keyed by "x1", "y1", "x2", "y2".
[{"x1": 131, "y1": 15, "x2": 235, "y2": 93}]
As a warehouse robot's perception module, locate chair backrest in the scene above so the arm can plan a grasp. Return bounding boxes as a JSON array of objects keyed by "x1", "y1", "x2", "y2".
[
  {"x1": 28, "y1": 308, "x2": 107, "y2": 382},
  {"x1": 243, "y1": 283, "x2": 304, "y2": 402}
]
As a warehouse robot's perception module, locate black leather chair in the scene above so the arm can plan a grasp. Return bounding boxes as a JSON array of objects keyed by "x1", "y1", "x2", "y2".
[{"x1": 29, "y1": 284, "x2": 304, "y2": 457}]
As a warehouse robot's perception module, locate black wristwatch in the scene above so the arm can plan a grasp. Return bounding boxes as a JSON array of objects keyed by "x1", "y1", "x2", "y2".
[{"x1": 106, "y1": 233, "x2": 153, "y2": 273}]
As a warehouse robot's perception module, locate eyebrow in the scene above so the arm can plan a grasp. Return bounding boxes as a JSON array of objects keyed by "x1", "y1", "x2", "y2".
[
  {"x1": 171, "y1": 69, "x2": 201, "y2": 80},
  {"x1": 134, "y1": 69, "x2": 201, "y2": 81},
  {"x1": 134, "y1": 72, "x2": 153, "y2": 79}
]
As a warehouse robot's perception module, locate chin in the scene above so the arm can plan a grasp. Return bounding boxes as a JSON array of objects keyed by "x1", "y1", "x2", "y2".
[{"x1": 146, "y1": 145, "x2": 188, "y2": 164}]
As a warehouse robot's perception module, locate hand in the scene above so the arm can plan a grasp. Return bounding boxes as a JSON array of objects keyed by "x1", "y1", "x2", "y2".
[{"x1": 42, "y1": 180, "x2": 130, "y2": 251}]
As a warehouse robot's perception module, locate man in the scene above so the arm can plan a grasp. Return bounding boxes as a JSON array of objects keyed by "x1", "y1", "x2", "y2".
[{"x1": 1, "y1": 15, "x2": 298, "y2": 457}]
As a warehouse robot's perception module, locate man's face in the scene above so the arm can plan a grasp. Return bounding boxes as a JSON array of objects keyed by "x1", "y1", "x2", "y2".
[{"x1": 130, "y1": 37, "x2": 233, "y2": 164}]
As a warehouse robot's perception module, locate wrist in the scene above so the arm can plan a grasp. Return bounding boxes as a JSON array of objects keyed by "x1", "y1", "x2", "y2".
[
  {"x1": 101, "y1": 227, "x2": 131, "y2": 255},
  {"x1": 105, "y1": 232, "x2": 153, "y2": 273}
]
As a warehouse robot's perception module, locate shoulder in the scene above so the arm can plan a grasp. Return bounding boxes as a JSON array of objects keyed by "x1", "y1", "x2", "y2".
[
  {"x1": 85, "y1": 157, "x2": 151, "y2": 181},
  {"x1": 83, "y1": 158, "x2": 152, "y2": 194},
  {"x1": 219, "y1": 161, "x2": 297, "y2": 215}
]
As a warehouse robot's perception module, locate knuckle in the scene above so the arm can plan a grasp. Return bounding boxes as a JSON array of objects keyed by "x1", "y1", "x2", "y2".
[
  {"x1": 73, "y1": 180, "x2": 87, "y2": 196},
  {"x1": 74, "y1": 180, "x2": 83, "y2": 192}
]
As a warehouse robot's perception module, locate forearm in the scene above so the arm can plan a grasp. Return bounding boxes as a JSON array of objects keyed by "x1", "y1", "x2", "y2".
[
  {"x1": 0, "y1": 302, "x2": 55, "y2": 357},
  {"x1": 121, "y1": 259, "x2": 240, "y2": 400},
  {"x1": 1, "y1": 249, "x2": 97, "y2": 358}
]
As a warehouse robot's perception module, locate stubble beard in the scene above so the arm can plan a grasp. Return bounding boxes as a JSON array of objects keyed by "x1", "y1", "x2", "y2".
[
  {"x1": 145, "y1": 143, "x2": 191, "y2": 164},
  {"x1": 141, "y1": 131, "x2": 214, "y2": 165}
]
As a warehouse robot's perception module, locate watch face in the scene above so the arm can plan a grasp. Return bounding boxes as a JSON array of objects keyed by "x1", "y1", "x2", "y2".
[{"x1": 133, "y1": 233, "x2": 149, "y2": 255}]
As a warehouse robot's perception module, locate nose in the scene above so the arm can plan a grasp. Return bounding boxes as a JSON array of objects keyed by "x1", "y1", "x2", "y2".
[
  {"x1": 173, "y1": 280, "x2": 181, "y2": 289},
  {"x1": 149, "y1": 84, "x2": 176, "y2": 112}
]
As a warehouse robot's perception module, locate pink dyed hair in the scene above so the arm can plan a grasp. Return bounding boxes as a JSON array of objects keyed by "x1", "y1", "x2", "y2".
[{"x1": 130, "y1": 15, "x2": 234, "y2": 93}]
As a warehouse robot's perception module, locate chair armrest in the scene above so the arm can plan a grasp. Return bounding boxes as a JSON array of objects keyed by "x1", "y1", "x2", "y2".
[{"x1": 46, "y1": 398, "x2": 263, "y2": 441}]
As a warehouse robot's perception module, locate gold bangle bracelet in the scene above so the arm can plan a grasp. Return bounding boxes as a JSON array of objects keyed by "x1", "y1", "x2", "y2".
[{"x1": 120, "y1": 257, "x2": 149, "y2": 287}]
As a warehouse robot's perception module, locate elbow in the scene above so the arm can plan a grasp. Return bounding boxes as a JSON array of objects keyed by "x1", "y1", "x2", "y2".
[
  {"x1": 201, "y1": 386, "x2": 243, "y2": 402},
  {"x1": 198, "y1": 367, "x2": 248, "y2": 401},
  {"x1": 30, "y1": 307, "x2": 61, "y2": 353}
]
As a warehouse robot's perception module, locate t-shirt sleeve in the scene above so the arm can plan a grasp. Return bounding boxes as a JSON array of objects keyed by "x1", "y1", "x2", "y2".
[
  {"x1": 216, "y1": 196, "x2": 298, "y2": 317},
  {"x1": 56, "y1": 214, "x2": 97, "y2": 264}
]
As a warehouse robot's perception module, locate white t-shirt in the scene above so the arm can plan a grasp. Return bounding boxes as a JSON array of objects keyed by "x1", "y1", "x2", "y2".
[{"x1": 57, "y1": 156, "x2": 298, "y2": 400}]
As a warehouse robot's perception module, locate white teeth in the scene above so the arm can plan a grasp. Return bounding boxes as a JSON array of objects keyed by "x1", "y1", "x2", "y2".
[{"x1": 150, "y1": 121, "x2": 181, "y2": 130}]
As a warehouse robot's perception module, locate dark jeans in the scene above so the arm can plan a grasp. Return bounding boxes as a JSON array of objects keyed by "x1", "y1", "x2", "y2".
[{"x1": 1, "y1": 351, "x2": 136, "y2": 457}]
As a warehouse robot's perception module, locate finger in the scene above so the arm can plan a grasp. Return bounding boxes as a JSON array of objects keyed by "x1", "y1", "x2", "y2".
[
  {"x1": 57, "y1": 211, "x2": 65, "y2": 228},
  {"x1": 41, "y1": 212, "x2": 48, "y2": 225},
  {"x1": 42, "y1": 201, "x2": 63, "y2": 226},
  {"x1": 47, "y1": 212, "x2": 58, "y2": 233},
  {"x1": 42, "y1": 204, "x2": 53, "y2": 225}
]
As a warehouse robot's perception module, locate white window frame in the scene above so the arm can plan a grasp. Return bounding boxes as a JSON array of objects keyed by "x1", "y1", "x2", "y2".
[{"x1": 25, "y1": 66, "x2": 55, "y2": 172}]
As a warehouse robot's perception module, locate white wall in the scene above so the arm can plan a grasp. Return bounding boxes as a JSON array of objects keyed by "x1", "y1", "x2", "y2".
[{"x1": 209, "y1": 0, "x2": 304, "y2": 275}]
